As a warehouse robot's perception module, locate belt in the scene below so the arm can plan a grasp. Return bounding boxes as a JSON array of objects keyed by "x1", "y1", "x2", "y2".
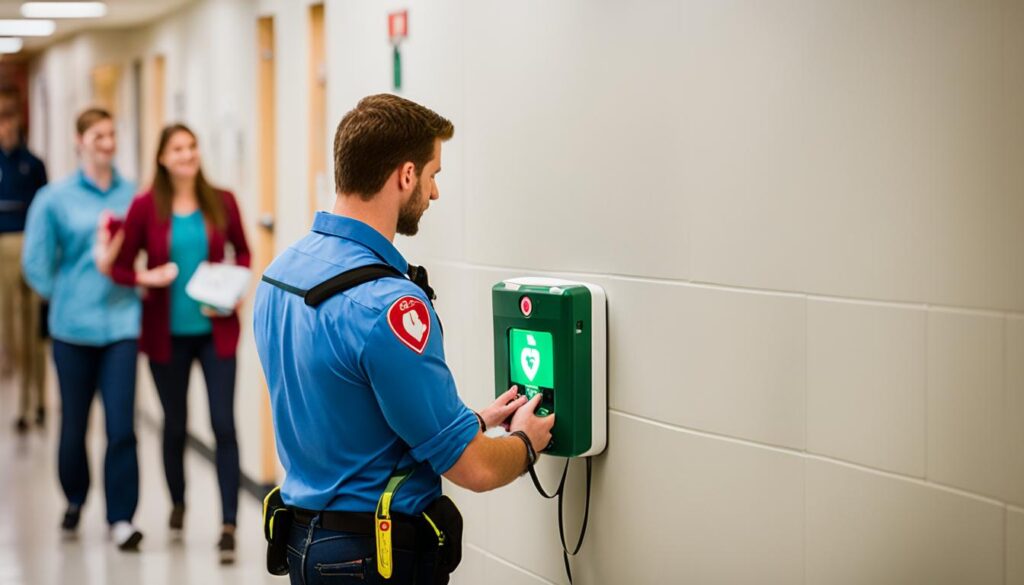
[{"x1": 291, "y1": 507, "x2": 435, "y2": 552}]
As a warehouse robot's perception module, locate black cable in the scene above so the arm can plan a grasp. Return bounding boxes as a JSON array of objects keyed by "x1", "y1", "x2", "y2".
[
  {"x1": 527, "y1": 458, "x2": 567, "y2": 499},
  {"x1": 527, "y1": 457, "x2": 594, "y2": 584}
]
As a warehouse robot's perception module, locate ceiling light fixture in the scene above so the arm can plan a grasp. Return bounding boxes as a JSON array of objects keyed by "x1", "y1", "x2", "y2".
[
  {"x1": 0, "y1": 38, "x2": 24, "y2": 54},
  {"x1": 21, "y1": 2, "x2": 107, "y2": 19},
  {"x1": 0, "y1": 19, "x2": 56, "y2": 36}
]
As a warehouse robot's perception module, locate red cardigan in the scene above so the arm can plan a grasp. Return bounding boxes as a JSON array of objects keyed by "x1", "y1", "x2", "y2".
[{"x1": 111, "y1": 189, "x2": 251, "y2": 363}]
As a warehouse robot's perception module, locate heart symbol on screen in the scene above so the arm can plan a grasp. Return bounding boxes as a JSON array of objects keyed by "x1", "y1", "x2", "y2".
[{"x1": 521, "y1": 347, "x2": 541, "y2": 382}]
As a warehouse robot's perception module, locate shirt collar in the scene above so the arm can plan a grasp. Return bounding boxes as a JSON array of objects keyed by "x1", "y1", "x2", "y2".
[
  {"x1": 76, "y1": 168, "x2": 123, "y2": 195},
  {"x1": 0, "y1": 144, "x2": 23, "y2": 159},
  {"x1": 311, "y1": 211, "x2": 409, "y2": 274}
]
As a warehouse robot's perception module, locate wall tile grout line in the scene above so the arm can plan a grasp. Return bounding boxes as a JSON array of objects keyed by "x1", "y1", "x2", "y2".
[
  {"x1": 611, "y1": 409, "x2": 1009, "y2": 509},
  {"x1": 464, "y1": 543, "x2": 560, "y2": 585},
  {"x1": 430, "y1": 259, "x2": 1024, "y2": 318},
  {"x1": 611, "y1": 409, "x2": 806, "y2": 458}
]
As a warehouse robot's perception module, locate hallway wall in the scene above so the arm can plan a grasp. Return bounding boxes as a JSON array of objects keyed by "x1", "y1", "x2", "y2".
[
  {"x1": 28, "y1": 0, "x2": 1024, "y2": 583},
  {"x1": 320, "y1": 1, "x2": 1024, "y2": 584}
]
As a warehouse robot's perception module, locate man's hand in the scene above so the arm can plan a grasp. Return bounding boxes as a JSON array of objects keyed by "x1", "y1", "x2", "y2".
[
  {"x1": 479, "y1": 385, "x2": 527, "y2": 430},
  {"x1": 510, "y1": 394, "x2": 555, "y2": 454},
  {"x1": 444, "y1": 392, "x2": 556, "y2": 492}
]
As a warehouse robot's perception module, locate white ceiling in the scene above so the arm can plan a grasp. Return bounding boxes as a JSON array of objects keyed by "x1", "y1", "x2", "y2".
[{"x1": 0, "y1": 0, "x2": 196, "y2": 53}]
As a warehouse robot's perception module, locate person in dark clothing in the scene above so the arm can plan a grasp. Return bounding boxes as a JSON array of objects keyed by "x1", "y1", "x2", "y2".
[{"x1": 0, "y1": 86, "x2": 48, "y2": 433}]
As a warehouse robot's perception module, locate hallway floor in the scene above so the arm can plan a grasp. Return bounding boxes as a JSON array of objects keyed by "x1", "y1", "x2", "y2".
[{"x1": 0, "y1": 377, "x2": 280, "y2": 585}]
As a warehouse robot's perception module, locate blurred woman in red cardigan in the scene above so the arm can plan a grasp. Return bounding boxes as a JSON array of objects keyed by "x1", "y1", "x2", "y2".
[{"x1": 111, "y1": 124, "x2": 250, "y2": 564}]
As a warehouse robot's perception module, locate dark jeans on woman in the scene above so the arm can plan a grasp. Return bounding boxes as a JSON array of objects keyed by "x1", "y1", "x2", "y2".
[
  {"x1": 287, "y1": 519, "x2": 438, "y2": 585},
  {"x1": 52, "y1": 339, "x2": 139, "y2": 524},
  {"x1": 148, "y1": 334, "x2": 239, "y2": 525}
]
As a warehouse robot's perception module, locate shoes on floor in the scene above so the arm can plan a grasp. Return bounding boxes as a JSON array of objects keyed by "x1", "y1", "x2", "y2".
[
  {"x1": 169, "y1": 503, "x2": 185, "y2": 540},
  {"x1": 111, "y1": 521, "x2": 143, "y2": 551},
  {"x1": 61, "y1": 504, "x2": 81, "y2": 536},
  {"x1": 35, "y1": 407, "x2": 45, "y2": 428},
  {"x1": 218, "y1": 529, "x2": 236, "y2": 565},
  {"x1": 13, "y1": 417, "x2": 28, "y2": 434}
]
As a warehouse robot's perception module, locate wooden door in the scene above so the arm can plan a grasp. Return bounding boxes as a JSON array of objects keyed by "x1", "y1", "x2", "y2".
[
  {"x1": 91, "y1": 64, "x2": 121, "y2": 114},
  {"x1": 139, "y1": 55, "x2": 165, "y2": 186},
  {"x1": 308, "y1": 4, "x2": 327, "y2": 219},
  {"x1": 256, "y1": 15, "x2": 278, "y2": 487}
]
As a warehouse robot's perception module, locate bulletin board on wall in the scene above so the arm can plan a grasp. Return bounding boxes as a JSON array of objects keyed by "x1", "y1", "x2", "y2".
[{"x1": 91, "y1": 64, "x2": 121, "y2": 116}]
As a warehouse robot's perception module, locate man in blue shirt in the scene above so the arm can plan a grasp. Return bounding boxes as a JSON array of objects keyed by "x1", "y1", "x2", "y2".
[
  {"x1": 254, "y1": 94, "x2": 553, "y2": 584},
  {"x1": 0, "y1": 87, "x2": 48, "y2": 433}
]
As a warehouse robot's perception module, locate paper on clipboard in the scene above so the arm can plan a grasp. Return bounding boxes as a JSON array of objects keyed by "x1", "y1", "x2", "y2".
[{"x1": 185, "y1": 262, "x2": 252, "y2": 314}]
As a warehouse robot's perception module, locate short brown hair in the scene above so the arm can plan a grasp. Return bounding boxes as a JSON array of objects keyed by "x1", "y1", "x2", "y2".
[
  {"x1": 76, "y1": 107, "x2": 112, "y2": 135},
  {"x1": 333, "y1": 94, "x2": 454, "y2": 199}
]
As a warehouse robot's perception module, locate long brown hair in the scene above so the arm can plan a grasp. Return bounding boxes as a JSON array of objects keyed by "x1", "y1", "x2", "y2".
[{"x1": 152, "y1": 124, "x2": 226, "y2": 229}]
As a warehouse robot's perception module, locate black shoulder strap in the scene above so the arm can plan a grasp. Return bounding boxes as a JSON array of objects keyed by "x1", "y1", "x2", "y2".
[
  {"x1": 261, "y1": 263, "x2": 405, "y2": 307},
  {"x1": 304, "y1": 264, "x2": 405, "y2": 307}
]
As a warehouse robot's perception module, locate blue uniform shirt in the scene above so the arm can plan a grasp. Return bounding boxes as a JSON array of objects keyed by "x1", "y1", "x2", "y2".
[
  {"x1": 22, "y1": 169, "x2": 140, "y2": 346},
  {"x1": 253, "y1": 212, "x2": 478, "y2": 515},
  {"x1": 0, "y1": 144, "x2": 47, "y2": 233}
]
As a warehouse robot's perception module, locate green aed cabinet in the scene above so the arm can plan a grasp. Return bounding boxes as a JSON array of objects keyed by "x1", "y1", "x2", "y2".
[{"x1": 492, "y1": 278, "x2": 607, "y2": 458}]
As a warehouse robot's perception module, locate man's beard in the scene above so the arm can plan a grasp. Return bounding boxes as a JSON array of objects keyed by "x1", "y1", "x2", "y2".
[{"x1": 396, "y1": 180, "x2": 428, "y2": 236}]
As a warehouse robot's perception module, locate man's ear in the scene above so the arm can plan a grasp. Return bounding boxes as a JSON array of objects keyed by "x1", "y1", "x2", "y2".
[{"x1": 398, "y1": 162, "x2": 417, "y2": 192}]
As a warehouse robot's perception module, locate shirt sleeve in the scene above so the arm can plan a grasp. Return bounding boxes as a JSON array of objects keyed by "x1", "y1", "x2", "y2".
[
  {"x1": 21, "y1": 189, "x2": 58, "y2": 300},
  {"x1": 222, "y1": 191, "x2": 251, "y2": 268},
  {"x1": 110, "y1": 195, "x2": 147, "y2": 286},
  {"x1": 359, "y1": 296, "x2": 478, "y2": 476}
]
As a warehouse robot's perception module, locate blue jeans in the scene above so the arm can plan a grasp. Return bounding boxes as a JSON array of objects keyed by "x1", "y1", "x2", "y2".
[
  {"x1": 52, "y1": 339, "x2": 139, "y2": 524},
  {"x1": 287, "y1": 518, "x2": 438, "y2": 584},
  {"x1": 148, "y1": 334, "x2": 239, "y2": 525}
]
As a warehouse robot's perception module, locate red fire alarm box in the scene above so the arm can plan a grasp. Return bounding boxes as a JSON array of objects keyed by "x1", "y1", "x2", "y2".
[{"x1": 388, "y1": 10, "x2": 408, "y2": 43}]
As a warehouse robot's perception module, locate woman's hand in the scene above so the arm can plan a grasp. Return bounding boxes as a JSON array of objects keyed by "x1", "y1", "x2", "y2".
[
  {"x1": 479, "y1": 385, "x2": 528, "y2": 431},
  {"x1": 137, "y1": 262, "x2": 179, "y2": 288}
]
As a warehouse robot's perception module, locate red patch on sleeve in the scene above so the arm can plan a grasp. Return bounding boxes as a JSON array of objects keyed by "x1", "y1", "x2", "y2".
[{"x1": 386, "y1": 296, "x2": 431, "y2": 354}]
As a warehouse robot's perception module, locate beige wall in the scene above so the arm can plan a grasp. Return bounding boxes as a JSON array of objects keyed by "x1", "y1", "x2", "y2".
[
  {"x1": 30, "y1": 0, "x2": 1024, "y2": 582},
  {"x1": 323, "y1": 1, "x2": 1024, "y2": 583}
]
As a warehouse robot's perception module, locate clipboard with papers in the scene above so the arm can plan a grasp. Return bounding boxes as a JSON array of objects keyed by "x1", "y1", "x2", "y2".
[{"x1": 185, "y1": 262, "x2": 252, "y2": 315}]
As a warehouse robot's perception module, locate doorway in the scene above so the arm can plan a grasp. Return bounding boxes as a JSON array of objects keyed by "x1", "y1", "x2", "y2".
[{"x1": 308, "y1": 3, "x2": 327, "y2": 219}]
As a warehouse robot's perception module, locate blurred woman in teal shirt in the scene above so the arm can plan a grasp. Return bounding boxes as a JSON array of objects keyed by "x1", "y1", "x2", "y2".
[
  {"x1": 111, "y1": 124, "x2": 250, "y2": 564},
  {"x1": 22, "y1": 108, "x2": 172, "y2": 551}
]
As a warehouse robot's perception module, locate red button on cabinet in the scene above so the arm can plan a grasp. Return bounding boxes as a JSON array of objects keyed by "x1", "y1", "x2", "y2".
[{"x1": 520, "y1": 296, "x2": 533, "y2": 317}]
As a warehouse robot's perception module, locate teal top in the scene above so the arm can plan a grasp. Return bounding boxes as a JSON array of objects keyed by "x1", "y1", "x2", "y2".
[
  {"x1": 169, "y1": 210, "x2": 211, "y2": 336},
  {"x1": 21, "y1": 169, "x2": 140, "y2": 346}
]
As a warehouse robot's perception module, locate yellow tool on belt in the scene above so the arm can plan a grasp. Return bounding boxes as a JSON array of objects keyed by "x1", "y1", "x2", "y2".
[{"x1": 374, "y1": 469, "x2": 413, "y2": 579}]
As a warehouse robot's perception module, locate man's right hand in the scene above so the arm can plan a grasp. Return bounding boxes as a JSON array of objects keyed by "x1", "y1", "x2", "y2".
[
  {"x1": 444, "y1": 393, "x2": 556, "y2": 492},
  {"x1": 509, "y1": 394, "x2": 555, "y2": 454}
]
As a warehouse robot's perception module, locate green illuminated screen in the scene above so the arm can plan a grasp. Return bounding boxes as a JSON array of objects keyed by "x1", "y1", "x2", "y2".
[{"x1": 509, "y1": 329, "x2": 554, "y2": 389}]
